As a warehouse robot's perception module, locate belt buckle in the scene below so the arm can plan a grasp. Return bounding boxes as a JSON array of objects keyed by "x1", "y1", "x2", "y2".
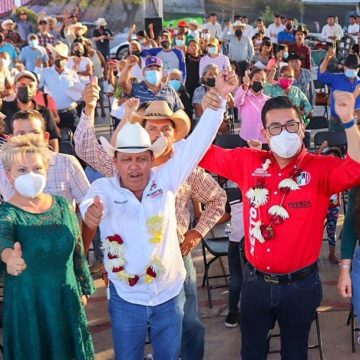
[{"x1": 264, "y1": 274, "x2": 280, "y2": 285}]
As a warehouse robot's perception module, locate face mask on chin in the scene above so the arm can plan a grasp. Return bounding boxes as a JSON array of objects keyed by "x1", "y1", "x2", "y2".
[
  {"x1": 14, "y1": 172, "x2": 47, "y2": 199},
  {"x1": 269, "y1": 131, "x2": 302, "y2": 159}
]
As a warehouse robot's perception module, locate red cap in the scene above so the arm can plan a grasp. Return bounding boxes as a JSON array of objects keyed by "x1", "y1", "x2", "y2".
[{"x1": 178, "y1": 20, "x2": 188, "y2": 27}]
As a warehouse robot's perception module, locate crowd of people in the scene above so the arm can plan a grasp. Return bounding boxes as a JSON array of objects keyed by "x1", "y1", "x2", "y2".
[{"x1": 1, "y1": 5, "x2": 360, "y2": 360}]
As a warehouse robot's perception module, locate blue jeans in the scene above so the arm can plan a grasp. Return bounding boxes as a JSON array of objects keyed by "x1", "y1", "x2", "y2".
[
  {"x1": 108, "y1": 283, "x2": 184, "y2": 360},
  {"x1": 227, "y1": 241, "x2": 243, "y2": 313},
  {"x1": 326, "y1": 206, "x2": 340, "y2": 246},
  {"x1": 181, "y1": 254, "x2": 205, "y2": 360},
  {"x1": 240, "y1": 263, "x2": 322, "y2": 360},
  {"x1": 352, "y1": 246, "x2": 360, "y2": 317}
]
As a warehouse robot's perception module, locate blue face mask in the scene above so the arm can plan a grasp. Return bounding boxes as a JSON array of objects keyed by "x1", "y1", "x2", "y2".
[
  {"x1": 208, "y1": 46, "x2": 218, "y2": 55},
  {"x1": 345, "y1": 68, "x2": 358, "y2": 78},
  {"x1": 168, "y1": 79, "x2": 182, "y2": 91},
  {"x1": 145, "y1": 70, "x2": 161, "y2": 86},
  {"x1": 175, "y1": 39, "x2": 185, "y2": 46},
  {"x1": 283, "y1": 51, "x2": 289, "y2": 59}
]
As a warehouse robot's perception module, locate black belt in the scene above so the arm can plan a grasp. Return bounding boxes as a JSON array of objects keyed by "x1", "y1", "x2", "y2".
[{"x1": 248, "y1": 262, "x2": 318, "y2": 285}]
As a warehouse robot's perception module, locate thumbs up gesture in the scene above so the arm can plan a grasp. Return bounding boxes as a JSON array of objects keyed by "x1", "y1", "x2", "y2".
[
  {"x1": 84, "y1": 195, "x2": 104, "y2": 229},
  {"x1": 5, "y1": 242, "x2": 27, "y2": 276}
]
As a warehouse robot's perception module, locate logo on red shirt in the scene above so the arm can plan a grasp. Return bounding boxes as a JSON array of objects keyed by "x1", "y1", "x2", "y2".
[{"x1": 296, "y1": 171, "x2": 311, "y2": 187}]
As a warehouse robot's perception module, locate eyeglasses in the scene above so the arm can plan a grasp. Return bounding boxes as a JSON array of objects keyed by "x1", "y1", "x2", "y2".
[{"x1": 266, "y1": 121, "x2": 300, "y2": 136}]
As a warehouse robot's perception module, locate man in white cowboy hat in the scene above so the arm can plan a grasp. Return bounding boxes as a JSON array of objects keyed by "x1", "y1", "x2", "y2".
[
  {"x1": 222, "y1": 20, "x2": 254, "y2": 78},
  {"x1": 64, "y1": 22, "x2": 88, "y2": 47},
  {"x1": 1, "y1": 18, "x2": 22, "y2": 48},
  {"x1": 36, "y1": 42, "x2": 83, "y2": 132},
  {"x1": 188, "y1": 19, "x2": 201, "y2": 41},
  {"x1": 77, "y1": 70, "x2": 236, "y2": 359},
  {"x1": 92, "y1": 18, "x2": 113, "y2": 60},
  {"x1": 80, "y1": 71, "x2": 236, "y2": 360}
]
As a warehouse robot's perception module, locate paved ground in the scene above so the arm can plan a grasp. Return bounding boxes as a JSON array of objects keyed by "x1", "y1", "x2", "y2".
[{"x1": 85, "y1": 106, "x2": 360, "y2": 359}]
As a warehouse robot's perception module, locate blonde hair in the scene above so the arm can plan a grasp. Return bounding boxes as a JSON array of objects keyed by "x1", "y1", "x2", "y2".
[{"x1": 1, "y1": 134, "x2": 50, "y2": 171}]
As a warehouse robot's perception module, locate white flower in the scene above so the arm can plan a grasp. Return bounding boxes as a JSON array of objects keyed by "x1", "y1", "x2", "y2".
[
  {"x1": 246, "y1": 187, "x2": 269, "y2": 208},
  {"x1": 250, "y1": 221, "x2": 265, "y2": 244},
  {"x1": 262, "y1": 159, "x2": 271, "y2": 171},
  {"x1": 268, "y1": 205, "x2": 289, "y2": 219},
  {"x1": 149, "y1": 257, "x2": 165, "y2": 275},
  {"x1": 278, "y1": 178, "x2": 300, "y2": 190},
  {"x1": 108, "y1": 256, "x2": 126, "y2": 270}
]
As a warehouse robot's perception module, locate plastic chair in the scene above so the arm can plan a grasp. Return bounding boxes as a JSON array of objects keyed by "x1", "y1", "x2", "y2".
[
  {"x1": 314, "y1": 80, "x2": 329, "y2": 118},
  {"x1": 306, "y1": 116, "x2": 329, "y2": 130},
  {"x1": 201, "y1": 236, "x2": 229, "y2": 308},
  {"x1": 347, "y1": 303, "x2": 360, "y2": 352},
  {"x1": 267, "y1": 310, "x2": 325, "y2": 359},
  {"x1": 314, "y1": 131, "x2": 347, "y2": 154}
]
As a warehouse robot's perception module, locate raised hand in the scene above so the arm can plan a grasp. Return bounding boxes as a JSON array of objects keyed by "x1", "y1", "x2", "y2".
[
  {"x1": 125, "y1": 97, "x2": 140, "y2": 116},
  {"x1": 215, "y1": 69, "x2": 239, "y2": 99},
  {"x1": 83, "y1": 78, "x2": 100, "y2": 115},
  {"x1": 334, "y1": 90, "x2": 355, "y2": 123},
  {"x1": 84, "y1": 195, "x2": 104, "y2": 229},
  {"x1": 6, "y1": 242, "x2": 27, "y2": 276},
  {"x1": 243, "y1": 71, "x2": 251, "y2": 89},
  {"x1": 326, "y1": 47, "x2": 336, "y2": 60},
  {"x1": 126, "y1": 55, "x2": 138, "y2": 68},
  {"x1": 201, "y1": 87, "x2": 223, "y2": 111}
]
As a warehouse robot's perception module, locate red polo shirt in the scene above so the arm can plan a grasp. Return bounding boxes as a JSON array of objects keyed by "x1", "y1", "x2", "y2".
[
  {"x1": 200, "y1": 146, "x2": 360, "y2": 273},
  {"x1": 288, "y1": 43, "x2": 311, "y2": 70}
]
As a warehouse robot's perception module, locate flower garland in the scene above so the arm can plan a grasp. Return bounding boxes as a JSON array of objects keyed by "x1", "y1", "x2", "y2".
[
  {"x1": 102, "y1": 214, "x2": 166, "y2": 287},
  {"x1": 246, "y1": 158, "x2": 302, "y2": 243}
]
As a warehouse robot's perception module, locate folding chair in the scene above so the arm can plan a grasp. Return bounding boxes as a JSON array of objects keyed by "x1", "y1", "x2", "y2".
[
  {"x1": 347, "y1": 302, "x2": 360, "y2": 352},
  {"x1": 306, "y1": 116, "x2": 329, "y2": 130},
  {"x1": 267, "y1": 310, "x2": 325, "y2": 360},
  {"x1": 201, "y1": 236, "x2": 229, "y2": 308},
  {"x1": 314, "y1": 80, "x2": 329, "y2": 118},
  {"x1": 313, "y1": 131, "x2": 347, "y2": 155}
]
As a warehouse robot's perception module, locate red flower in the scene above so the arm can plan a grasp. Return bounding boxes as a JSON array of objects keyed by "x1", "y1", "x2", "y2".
[
  {"x1": 271, "y1": 215, "x2": 284, "y2": 225},
  {"x1": 260, "y1": 224, "x2": 274, "y2": 240},
  {"x1": 112, "y1": 266, "x2": 124, "y2": 273},
  {"x1": 256, "y1": 178, "x2": 266, "y2": 188},
  {"x1": 107, "y1": 234, "x2": 123, "y2": 244},
  {"x1": 128, "y1": 275, "x2": 140, "y2": 287},
  {"x1": 108, "y1": 253, "x2": 119, "y2": 260},
  {"x1": 146, "y1": 266, "x2": 157, "y2": 278},
  {"x1": 280, "y1": 186, "x2": 291, "y2": 194}
]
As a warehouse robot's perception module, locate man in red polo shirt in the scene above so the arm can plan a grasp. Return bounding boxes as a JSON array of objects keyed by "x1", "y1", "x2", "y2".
[
  {"x1": 200, "y1": 92, "x2": 360, "y2": 359},
  {"x1": 288, "y1": 25, "x2": 311, "y2": 70}
]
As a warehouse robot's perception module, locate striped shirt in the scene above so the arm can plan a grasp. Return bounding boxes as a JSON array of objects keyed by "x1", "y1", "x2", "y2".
[
  {"x1": 74, "y1": 112, "x2": 226, "y2": 241},
  {"x1": 222, "y1": 34, "x2": 254, "y2": 62},
  {"x1": 199, "y1": 54, "x2": 230, "y2": 77},
  {"x1": 0, "y1": 151, "x2": 89, "y2": 204},
  {"x1": 130, "y1": 81, "x2": 183, "y2": 111}
]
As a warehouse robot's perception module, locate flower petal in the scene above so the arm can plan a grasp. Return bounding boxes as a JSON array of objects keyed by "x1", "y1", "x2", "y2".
[
  {"x1": 246, "y1": 188, "x2": 269, "y2": 208},
  {"x1": 250, "y1": 221, "x2": 265, "y2": 244},
  {"x1": 268, "y1": 205, "x2": 289, "y2": 219},
  {"x1": 278, "y1": 178, "x2": 299, "y2": 190}
]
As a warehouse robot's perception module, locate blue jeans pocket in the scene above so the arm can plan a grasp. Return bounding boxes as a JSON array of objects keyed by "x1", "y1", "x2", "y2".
[{"x1": 291, "y1": 271, "x2": 321, "y2": 291}]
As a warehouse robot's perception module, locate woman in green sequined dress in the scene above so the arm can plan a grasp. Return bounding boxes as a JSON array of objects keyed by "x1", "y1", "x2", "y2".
[{"x1": 0, "y1": 135, "x2": 95, "y2": 360}]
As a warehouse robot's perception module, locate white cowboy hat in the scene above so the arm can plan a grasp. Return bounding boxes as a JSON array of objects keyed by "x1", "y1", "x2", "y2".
[
  {"x1": 189, "y1": 20, "x2": 201, "y2": 29},
  {"x1": 50, "y1": 42, "x2": 69, "y2": 58},
  {"x1": 233, "y1": 20, "x2": 246, "y2": 28},
  {"x1": 95, "y1": 18, "x2": 107, "y2": 27},
  {"x1": 100, "y1": 122, "x2": 168, "y2": 158},
  {"x1": 1, "y1": 19, "x2": 15, "y2": 30},
  {"x1": 129, "y1": 100, "x2": 191, "y2": 142},
  {"x1": 68, "y1": 22, "x2": 88, "y2": 36}
]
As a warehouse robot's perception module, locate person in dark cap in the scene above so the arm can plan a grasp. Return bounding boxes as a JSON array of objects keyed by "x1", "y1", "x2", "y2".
[
  {"x1": 288, "y1": 25, "x2": 311, "y2": 69},
  {"x1": 318, "y1": 49, "x2": 360, "y2": 132},
  {"x1": 287, "y1": 52, "x2": 315, "y2": 107}
]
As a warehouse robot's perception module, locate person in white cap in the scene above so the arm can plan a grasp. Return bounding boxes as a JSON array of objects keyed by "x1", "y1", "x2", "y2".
[
  {"x1": 36, "y1": 42, "x2": 82, "y2": 132},
  {"x1": 80, "y1": 69, "x2": 237, "y2": 360},
  {"x1": 92, "y1": 18, "x2": 113, "y2": 60}
]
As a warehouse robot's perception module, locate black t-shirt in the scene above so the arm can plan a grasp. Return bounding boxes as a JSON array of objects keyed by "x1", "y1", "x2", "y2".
[
  {"x1": 92, "y1": 28, "x2": 113, "y2": 55},
  {"x1": 1, "y1": 99, "x2": 60, "y2": 140}
]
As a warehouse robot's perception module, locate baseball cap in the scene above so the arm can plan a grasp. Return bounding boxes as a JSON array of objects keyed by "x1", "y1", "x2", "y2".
[
  {"x1": 145, "y1": 56, "x2": 163, "y2": 68},
  {"x1": 15, "y1": 71, "x2": 38, "y2": 83},
  {"x1": 178, "y1": 20, "x2": 188, "y2": 27}
]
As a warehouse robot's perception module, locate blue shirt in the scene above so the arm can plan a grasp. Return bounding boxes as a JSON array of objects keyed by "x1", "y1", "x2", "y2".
[
  {"x1": 130, "y1": 81, "x2": 184, "y2": 111},
  {"x1": 317, "y1": 70, "x2": 360, "y2": 117},
  {"x1": 277, "y1": 30, "x2": 295, "y2": 44},
  {"x1": 0, "y1": 43, "x2": 17, "y2": 62},
  {"x1": 20, "y1": 46, "x2": 48, "y2": 72}
]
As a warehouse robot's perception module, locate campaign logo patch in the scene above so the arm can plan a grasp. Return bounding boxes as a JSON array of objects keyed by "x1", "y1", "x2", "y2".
[{"x1": 296, "y1": 171, "x2": 311, "y2": 187}]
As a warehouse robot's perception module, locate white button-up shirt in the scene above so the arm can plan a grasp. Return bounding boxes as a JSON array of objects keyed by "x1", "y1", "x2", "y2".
[
  {"x1": 80, "y1": 105, "x2": 225, "y2": 306},
  {"x1": 321, "y1": 24, "x2": 344, "y2": 42},
  {"x1": 37, "y1": 66, "x2": 83, "y2": 110},
  {"x1": 268, "y1": 23, "x2": 285, "y2": 44}
]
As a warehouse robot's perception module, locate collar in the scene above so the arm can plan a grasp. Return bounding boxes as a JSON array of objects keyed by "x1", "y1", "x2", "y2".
[{"x1": 268, "y1": 145, "x2": 307, "y2": 172}]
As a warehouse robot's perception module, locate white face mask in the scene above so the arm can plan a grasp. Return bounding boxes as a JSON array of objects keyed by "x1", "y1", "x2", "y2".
[
  {"x1": 269, "y1": 131, "x2": 302, "y2": 159},
  {"x1": 14, "y1": 172, "x2": 46, "y2": 199}
]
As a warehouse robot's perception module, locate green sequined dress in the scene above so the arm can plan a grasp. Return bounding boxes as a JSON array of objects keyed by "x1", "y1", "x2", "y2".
[{"x1": 0, "y1": 196, "x2": 95, "y2": 360}]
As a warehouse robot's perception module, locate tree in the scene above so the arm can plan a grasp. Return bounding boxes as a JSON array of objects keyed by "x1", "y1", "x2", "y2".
[
  {"x1": 109, "y1": 0, "x2": 142, "y2": 29},
  {"x1": 251, "y1": 0, "x2": 303, "y2": 22}
]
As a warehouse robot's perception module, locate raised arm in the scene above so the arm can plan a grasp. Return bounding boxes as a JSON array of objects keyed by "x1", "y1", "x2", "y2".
[{"x1": 118, "y1": 55, "x2": 138, "y2": 95}]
